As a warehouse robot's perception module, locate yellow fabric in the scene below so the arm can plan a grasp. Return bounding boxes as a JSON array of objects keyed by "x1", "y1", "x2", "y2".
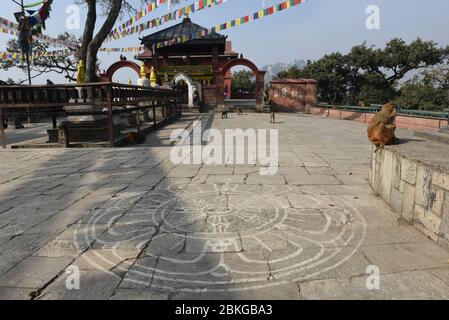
[{"x1": 77, "y1": 60, "x2": 85, "y2": 84}]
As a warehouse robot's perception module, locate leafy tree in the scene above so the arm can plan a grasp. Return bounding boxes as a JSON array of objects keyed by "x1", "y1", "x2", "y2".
[
  {"x1": 77, "y1": 0, "x2": 124, "y2": 82},
  {"x1": 395, "y1": 65, "x2": 449, "y2": 111},
  {"x1": 1, "y1": 33, "x2": 79, "y2": 83},
  {"x1": 1, "y1": 1, "x2": 142, "y2": 83},
  {"x1": 276, "y1": 38, "x2": 449, "y2": 106},
  {"x1": 231, "y1": 70, "x2": 256, "y2": 94},
  {"x1": 77, "y1": 0, "x2": 147, "y2": 82}
]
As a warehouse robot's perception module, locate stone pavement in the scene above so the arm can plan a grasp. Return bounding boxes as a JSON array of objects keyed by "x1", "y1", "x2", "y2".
[{"x1": 0, "y1": 113, "x2": 448, "y2": 300}]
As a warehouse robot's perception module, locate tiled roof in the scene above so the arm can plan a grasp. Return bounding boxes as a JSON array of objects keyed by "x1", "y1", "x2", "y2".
[{"x1": 141, "y1": 18, "x2": 226, "y2": 46}]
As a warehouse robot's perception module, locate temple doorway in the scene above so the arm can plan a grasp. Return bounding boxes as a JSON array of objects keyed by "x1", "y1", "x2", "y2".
[{"x1": 172, "y1": 72, "x2": 196, "y2": 107}]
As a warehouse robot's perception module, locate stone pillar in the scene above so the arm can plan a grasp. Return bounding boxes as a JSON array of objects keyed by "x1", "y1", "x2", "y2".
[
  {"x1": 255, "y1": 71, "x2": 266, "y2": 107},
  {"x1": 306, "y1": 82, "x2": 318, "y2": 114},
  {"x1": 215, "y1": 71, "x2": 225, "y2": 108},
  {"x1": 224, "y1": 69, "x2": 232, "y2": 99},
  {"x1": 58, "y1": 122, "x2": 70, "y2": 148},
  {"x1": 444, "y1": 91, "x2": 449, "y2": 132},
  {"x1": 212, "y1": 45, "x2": 219, "y2": 73}
]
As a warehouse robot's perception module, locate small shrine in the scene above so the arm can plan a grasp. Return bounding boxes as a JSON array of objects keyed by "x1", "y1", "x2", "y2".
[{"x1": 136, "y1": 17, "x2": 266, "y2": 110}]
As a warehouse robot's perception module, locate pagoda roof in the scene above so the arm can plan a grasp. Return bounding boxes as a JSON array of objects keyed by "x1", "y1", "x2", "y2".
[{"x1": 141, "y1": 18, "x2": 226, "y2": 47}]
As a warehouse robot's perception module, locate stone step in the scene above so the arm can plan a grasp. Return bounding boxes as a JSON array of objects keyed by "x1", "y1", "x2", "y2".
[{"x1": 414, "y1": 129, "x2": 449, "y2": 145}]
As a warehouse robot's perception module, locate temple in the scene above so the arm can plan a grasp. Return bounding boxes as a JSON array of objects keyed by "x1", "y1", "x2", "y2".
[{"x1": 136, "y1": 17, "x2": 266, "y2": 110}]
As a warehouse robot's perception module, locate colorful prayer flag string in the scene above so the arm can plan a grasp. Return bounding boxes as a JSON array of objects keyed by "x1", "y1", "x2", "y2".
[
  {"x1": 154, "y1": 0, "x2": 304, "y2": 49},
  {"x1": 107, "y1": 0, "x2": 229, "y2": 41}
]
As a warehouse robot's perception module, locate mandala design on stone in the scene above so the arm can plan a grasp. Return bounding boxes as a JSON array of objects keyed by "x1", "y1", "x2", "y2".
[{"x1": 75, "y1": 181, "x2": 366, "y2": 292}]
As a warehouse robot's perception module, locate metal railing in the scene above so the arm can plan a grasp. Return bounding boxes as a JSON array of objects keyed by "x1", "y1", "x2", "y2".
[
  {"x1": 316, "y1": 103, "x2": 449, "y2": 120},
  {"x1": 0, "y1": 82, "x2": 185, "y2": 148}
]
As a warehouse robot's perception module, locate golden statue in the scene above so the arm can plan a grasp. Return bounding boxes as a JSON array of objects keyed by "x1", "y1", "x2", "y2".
[
  {"x1": 140, "y1": 63, "x2": 147, "y2": 79},
  {"x1": 150, "y1": 66, "x2": 157, "y2": 86},
  {"x1": 77, "y1": 60, "x2": 86, "y2": 84}
]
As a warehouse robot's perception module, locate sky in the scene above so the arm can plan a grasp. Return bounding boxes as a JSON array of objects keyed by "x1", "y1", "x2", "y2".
[{"x1": 1, "y1": 0, "x2": 449, "y2": 84}]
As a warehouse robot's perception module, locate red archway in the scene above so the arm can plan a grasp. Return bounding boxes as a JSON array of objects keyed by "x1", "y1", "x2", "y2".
[
  {"x1": 216, "y1": 58, "x2": 266, "y2": 106},
  {"x1": 103, "y1": 60, "x2": 141, "y2": 82}
]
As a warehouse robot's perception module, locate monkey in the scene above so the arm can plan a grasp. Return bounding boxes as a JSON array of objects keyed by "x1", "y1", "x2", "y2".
[
  {"x1": 367, "y1": 102, "x2": 397, "y2": 152},
  {"x1": 221, "y1": 111, "x2": 228, "y2": 119},
  {"x1": 127, "y1": 132, "x2": 146, "y2": 145},
  {"x1": 270, "y1": 112, "x2": 276, "y2": 124},
  {"x1": 237, "y1": 108, "x2": 243, "y2": 115}
]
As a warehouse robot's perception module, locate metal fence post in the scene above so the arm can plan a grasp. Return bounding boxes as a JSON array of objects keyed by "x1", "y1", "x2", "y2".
[
  {"x1": 0, "y1": 107, "x2": 6, "y2": 148},
  {"x1": 105, "y1": 85, "x2": 115, "y2": 147},
  {"x1": 136, "y1": 110, "x2": 141, "y2": 133},
  {"x1": 153, "y1": 101, "x2": 157, "y2": 128}
]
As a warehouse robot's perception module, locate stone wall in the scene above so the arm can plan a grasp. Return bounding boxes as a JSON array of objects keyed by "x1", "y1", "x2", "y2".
[
  {"x1": 202, "y1": 85, "x2": 217, "y2": 107},
  {"x1": 269, "y1": 79, "x2": 318, "y2": 112},
  {"x1": 370, "y1": 147, "x2": 449, "y2": 249},
  {"x1": 310, "y1": 107, "x2": 448, "y2": 130}
]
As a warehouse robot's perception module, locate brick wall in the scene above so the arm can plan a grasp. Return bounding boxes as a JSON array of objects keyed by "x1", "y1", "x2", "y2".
[
  {"x1": 269, "y1": 79, "x2": 318, "y2": 112},
  {"x1": 202, "y1": 85, "x2": 217, "y2": 106}
]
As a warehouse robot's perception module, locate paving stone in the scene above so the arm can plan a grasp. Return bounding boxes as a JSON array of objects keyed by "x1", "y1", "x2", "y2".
[
  {"x1": 361, "y1": 242, "x2": 448, "y2": 274},
  {"x1": 0, "y1": 287, "x2": 32, "y2": 300},
  {"x1": 72, "y1": 249, "x2": 140, "y2": 271},
  {"x1": 172, "y1": 282, "x2": 303, "y2": 300},
  {"x1": 110, "y1": 288, "x2": 172, "y2": 300},
  {"x1": 305, "y1": 167, "x2": 337, "y2": 175},
  {"x1": 38, "y1": 270, "x2": 121, "y2": 300},
  {"x1": 284, "y1": 175, "x2": 340, "y2": 185},
  {"x1": 335, "y1": 175, "x2": 368, "y2": 185},
  {"x1": 34, "y1": 239, "x2": 92, "y2": 258},
  {"x1": 119, "y1": 256, "x2": 158, "y2": 289},
  {"x1": 206, "y1": 175, "x2": 246, "y2": 184},
  {"x1": 0, "y1": 256, "x2": 72, "y2": 289},
  {"x1": 299, "y1": 271, "x2": 449, "y2": 300},
  {"x1": 198, "y1": 167, "x2": 234, "y2": 175},
  {"x1": 0, "y1": 233, "x2": 54, "y2": 276},
  {"x1": 0, "y1": 114, "x2": 448, "y2": 299},
  {"x1": 92, "y1": 224, "x2": 157, "y2": 250},
  {"x1": 246, "y1": 175, "x2": 286, "y2": 185}
]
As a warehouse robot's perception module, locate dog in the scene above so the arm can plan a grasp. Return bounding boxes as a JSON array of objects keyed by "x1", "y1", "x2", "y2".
[
  {"x1": 237, "y1": 108, "x2": 243, "y2": 115},
  {"x1": 127, "y1": 132, "x2": 146, "y2": 145},
  {"x1": 367, "y1": 102, "x2": 397, "y2": 152},
  {"x1": 221, "y1": 111, "x2": 228, "y2": 119}
]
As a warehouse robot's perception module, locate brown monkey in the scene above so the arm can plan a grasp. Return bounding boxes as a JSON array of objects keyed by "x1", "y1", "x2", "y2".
[
  {"x1": 221, "y1": 111, "x2": 228, "y2": 119},
  {"x1": 270, "y1": 112, "x2": 276, "y2": 124},
  {"x1": 127, "y1": 132, "x2": 146, "y2": 145},
  {"x1": 367, "y1": 102, "x2": 397, "y2": 152}
]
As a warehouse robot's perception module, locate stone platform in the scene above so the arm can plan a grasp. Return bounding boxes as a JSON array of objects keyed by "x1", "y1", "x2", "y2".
[
  {"x1": 0, "y1": 114, "x2": 448, "y2": 300},
  {"x1": 370, "y1": 132, "x2": 449, "y2": 249},
  {"x1": 414, "y1": 127, "x2": 449, "y2": 145}
]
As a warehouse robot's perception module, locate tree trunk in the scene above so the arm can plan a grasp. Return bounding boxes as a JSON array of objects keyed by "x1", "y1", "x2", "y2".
[
  {"x1": 86, "y1": 0, "x2": 123, "y2": 82},
  {"x1": 79, "y1": 0, "x2": 97, "y2": 64}
]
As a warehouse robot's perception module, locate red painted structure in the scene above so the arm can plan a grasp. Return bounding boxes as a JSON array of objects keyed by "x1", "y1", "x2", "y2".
[
  {"x1": 216, "y1": 58, "x2": 266, "y2": 106},
  {"x1": 102, "y1": 60, "x2": 141, "y2": 82},
  {"x1": 137, "y1": 18, "x2": 265, "y2": 108}
]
